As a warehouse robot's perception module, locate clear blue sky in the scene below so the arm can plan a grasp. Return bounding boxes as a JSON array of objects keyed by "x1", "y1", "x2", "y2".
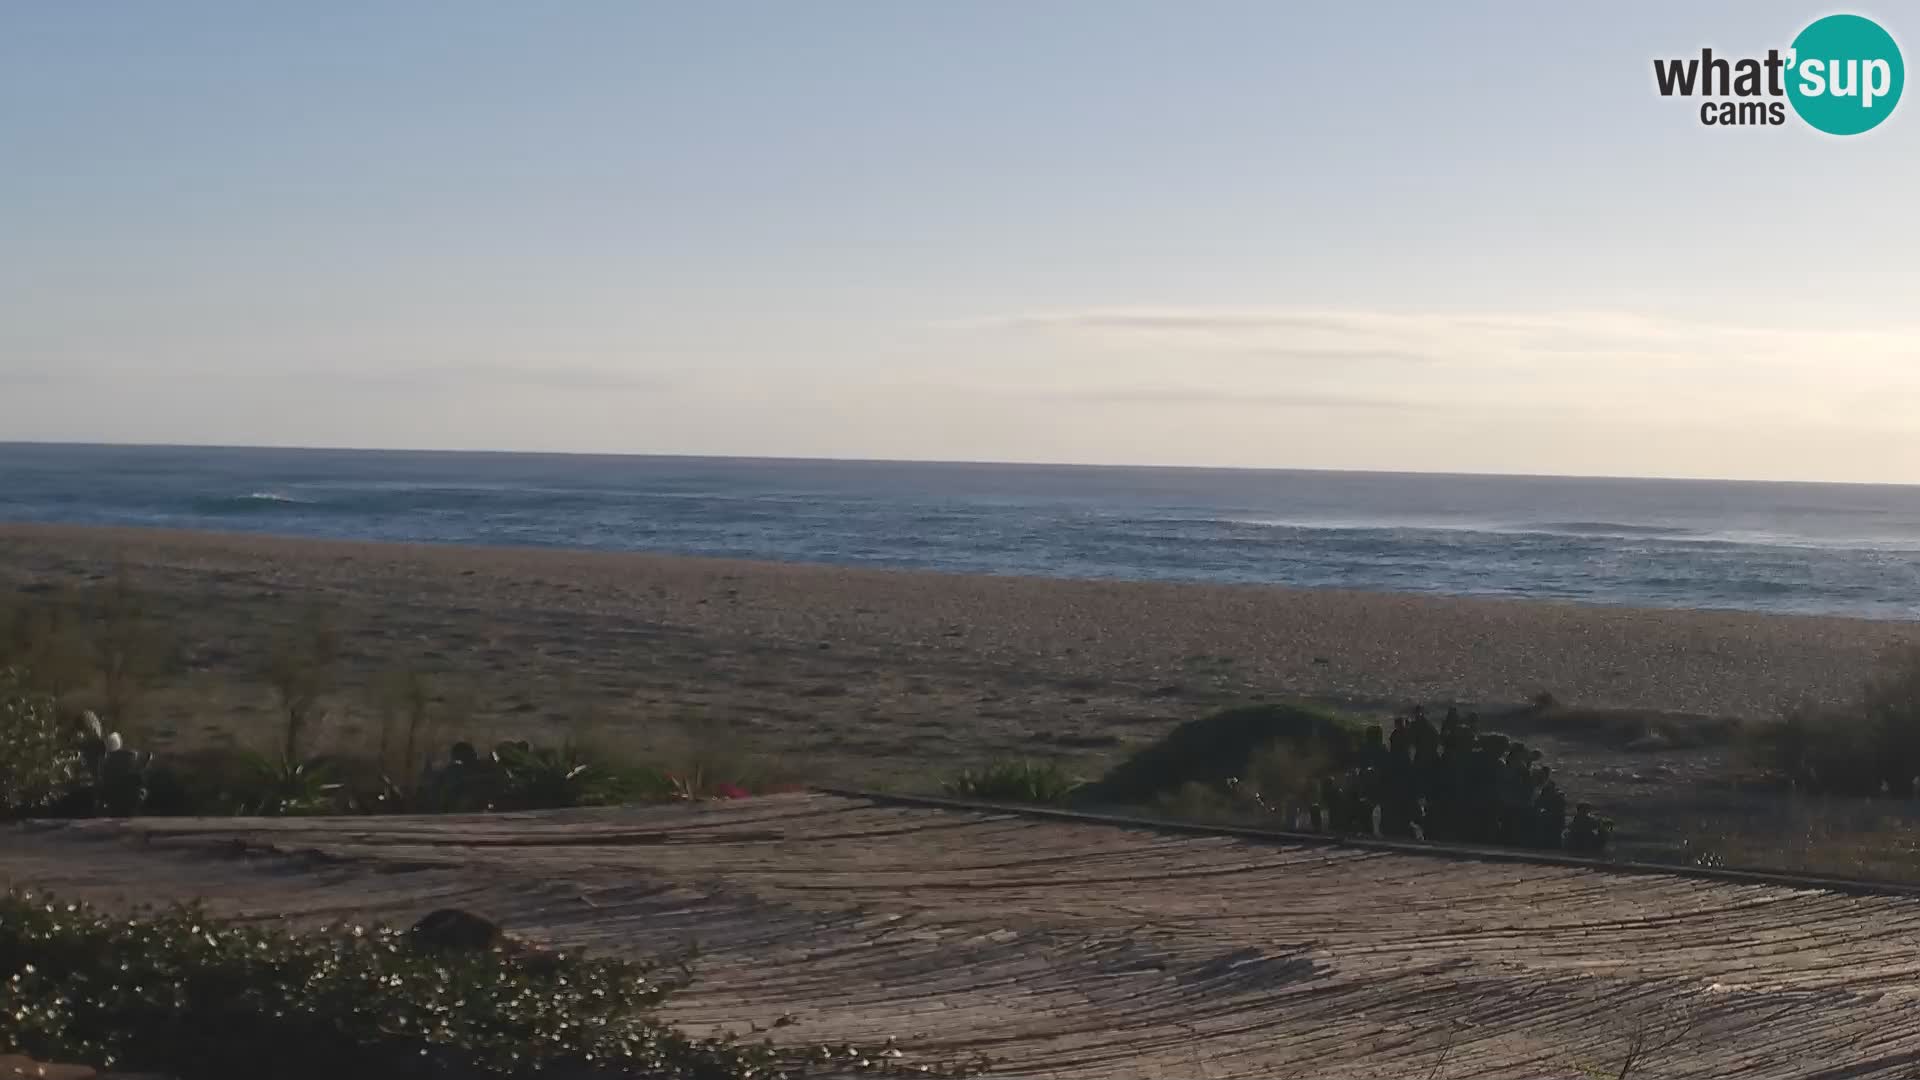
[{"x1": 4, "y1": 2, "x2": 1916, "y2": 481}]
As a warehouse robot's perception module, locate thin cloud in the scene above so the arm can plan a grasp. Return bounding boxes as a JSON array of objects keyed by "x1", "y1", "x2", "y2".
[
  {"x1": 1033, "y1": 386, "x2": 1430, "y2": 411},
  {"x1": 953, "y1": 306, "x2": 1920, "y2": 372},
  {"x1": 967, "y1": 310, "x2": 1388, "y2": 336},
  {"x1": 0, "y1": 367, "x2": 677, "y2": 391},
  {"x1": 939, "y1": 305, "x2": 1920, "y2": 431},
  {"x1": 1245, "y1": 346, "x2": 1435, "y2": 366},
  {"x1": 443, "y1": 365, "x2": 676, "y2": 390}
]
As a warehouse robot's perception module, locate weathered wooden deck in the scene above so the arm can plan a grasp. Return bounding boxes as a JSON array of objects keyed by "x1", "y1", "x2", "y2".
[{"x1": 5, "y1": 793, "x2": 1919, "y2": 1078}]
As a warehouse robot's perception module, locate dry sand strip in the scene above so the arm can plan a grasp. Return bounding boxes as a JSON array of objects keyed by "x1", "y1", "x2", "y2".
[
  {"x1": 3, "y1": 522, "x2": 1916, "y2": 729},
  {"x1": 6, "y1": 794, "x2": 1920, "y2": 1079}
]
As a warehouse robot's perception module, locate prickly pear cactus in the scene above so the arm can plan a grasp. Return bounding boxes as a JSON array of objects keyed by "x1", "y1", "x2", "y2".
[{"x1": 96, "y1": 745, "x2": 152, "y2": 817}]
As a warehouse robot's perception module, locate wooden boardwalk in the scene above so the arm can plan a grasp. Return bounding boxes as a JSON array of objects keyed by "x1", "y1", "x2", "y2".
[{"x1": 5, "y1": 793, "x2": 1919, "y2": 1078}]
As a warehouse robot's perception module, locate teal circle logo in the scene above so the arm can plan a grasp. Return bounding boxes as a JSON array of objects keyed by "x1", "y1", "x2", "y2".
[{"x1": 1787, "y1": 14, "x2": 1904, "y2": 134}]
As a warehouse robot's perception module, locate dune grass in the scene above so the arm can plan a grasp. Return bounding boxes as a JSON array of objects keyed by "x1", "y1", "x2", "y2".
[{"x1": 9, "y1": 573, "x2": 1920, "y2": 882}]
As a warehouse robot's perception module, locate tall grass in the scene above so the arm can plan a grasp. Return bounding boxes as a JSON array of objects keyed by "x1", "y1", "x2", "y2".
[{"x1": 263, "y1": 607, "x2": 339, "y2": 763}]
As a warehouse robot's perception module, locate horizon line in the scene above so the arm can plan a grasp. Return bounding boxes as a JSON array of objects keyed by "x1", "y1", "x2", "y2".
[{"x1": 1, "y1": 437, "x2": 1914, "y2": 491}]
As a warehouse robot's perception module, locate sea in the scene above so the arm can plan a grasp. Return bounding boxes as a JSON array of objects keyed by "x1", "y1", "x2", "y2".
[{"x1": 3, "y1": 442, "x2": 1919, "y2": 620}]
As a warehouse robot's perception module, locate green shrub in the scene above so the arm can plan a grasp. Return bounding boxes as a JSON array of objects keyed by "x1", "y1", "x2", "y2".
[
  {"x1": 237, "y1": 753, "x2": 347, "y2": 816},
  {"x1": 1086, "y1": 703, "x2": 1610, "y2": 852},
  {"x1": 1752, "y1": 646, "x2": 1920, "y2": 797},
  {"x1": 12, "y1": 730, "x2": 724, "y2": 820},
  {"x1": 0, "y1": 889, "x2": 971, "y2": 1079},
  {"x1": 1151, "y1": 779, "x2": 1265, "y2": 825},
  {"x1": 0, "y1": 670, "x2": 82, "y2": 816},
  {"x1": 943, "y1": 760, "x2": 1080, "y2": 804},
  {"x1": 1081, "y1": 704, "x2": 1357, "y2": 805},
  {"x1": 1244, "y1": 739, "x2": 1335, "y2": 824},
  {"x1": 407, "y1": 740, "x2": 610, "y2": 812}
]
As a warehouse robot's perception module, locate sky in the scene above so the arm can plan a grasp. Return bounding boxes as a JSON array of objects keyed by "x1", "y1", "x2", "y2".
[{"x1": 3, "y1": 2, "x2": 1917, "y2": 483}]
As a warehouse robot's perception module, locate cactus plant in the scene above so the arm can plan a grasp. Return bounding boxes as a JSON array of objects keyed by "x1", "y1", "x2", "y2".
[
  {"x1": 1092, "y1": 701, "x2": 1614, "y2": 853},
  {"x1": 65, "y1": 710, "x2": 152, "y2": 817},
  {"x1": 95, "y1": 746, "x2": 152, "y2": 817}
]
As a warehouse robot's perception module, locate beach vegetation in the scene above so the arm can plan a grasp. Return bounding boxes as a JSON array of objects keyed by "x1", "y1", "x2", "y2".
[
  {"x1": 1674, "y1": 789, "x2": 1920, "y2": 880},
  {"x1": 943, "y1": 759, "x2": 1081, "y2": 804},
  {"x1": 1081, "y1": 704, "x2": 1360, "y2": 805},
  {"x1": 2, "y1": 571, "x2": 176, "y2": 728},
  {"x1": 1751, "y1": 644, "x2": 1920, "y2": 797},
  {"x1": 87, "y1": 563, "x2": 171, "y2": 731},
  {"x1": 0, "y1": 583, "x2": 776, "y2": 819},
  {"x1": 0, "y1": 589, "x2": 93, "y2": 700},
  {"x1": 408, "y1": 738, "x2": 660, "y2": 812},
  {"x1": 0, "y1": 620, "x2": 771, "y2": 819},
  {"x1": 234, "y1": 752, "x2": 344, "y2": 816},
  {"x1": 1069, "y1": 703, "x2": 1614, "y2": 852},
  {"x1": 370, "y1": 666, "x2": 455, "y2": 805},
  {"x1": 0, "y1": 670, "x2": 82, "y2": 815},
  {"x1": 1243, "y1": 739, "x2": 1336, "y2": 826},
  {"x1": 1149, "y1": 779, "x2": 1250, "y2": 824},
  {"x1": 0, "y1": 888, "x2": 977, "y2": 1080},
  {"x1": 264, "y1": 606, "x2": 340, "y2": 763},
  {"x1": 49, "y1": 709, "x2": 154, "y2": 817},
  {"x1": 0, "y1": 695, "x2": 773, "y2": 820}
]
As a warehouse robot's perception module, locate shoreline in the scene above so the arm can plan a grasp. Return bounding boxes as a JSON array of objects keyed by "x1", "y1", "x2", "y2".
[{"x1": 5, "y1": 518, "x2": 1915, "y2": 625}]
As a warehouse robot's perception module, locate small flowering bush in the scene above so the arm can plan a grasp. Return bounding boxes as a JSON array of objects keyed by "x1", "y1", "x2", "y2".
[
  {"x1": 0, "y1": 889, "x2": 981, "y2": 1079},
  {"x1": 0, "y1": 670, "x2": 82, "y2": 815}
]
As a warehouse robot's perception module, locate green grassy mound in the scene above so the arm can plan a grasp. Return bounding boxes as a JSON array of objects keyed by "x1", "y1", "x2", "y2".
[{"x1": 1077, "y1": 703, "x2": 1357, "y2": 806}]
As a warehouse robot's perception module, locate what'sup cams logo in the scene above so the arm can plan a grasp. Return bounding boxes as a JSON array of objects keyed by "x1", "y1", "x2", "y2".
[{"x1": 1655, "y1": 13, "x2": 1903, "y2": 133}]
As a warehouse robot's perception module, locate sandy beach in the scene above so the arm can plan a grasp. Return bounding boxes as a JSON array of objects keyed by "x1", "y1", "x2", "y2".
[{"x1": 0, "y1": 522, "x2": 1913, "y2": 785}]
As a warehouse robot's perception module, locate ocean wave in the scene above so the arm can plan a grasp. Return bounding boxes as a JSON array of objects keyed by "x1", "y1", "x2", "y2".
[
  {"x1": 1516, "y1": 520, "x2": 1696, "y2": 538},
  {"x1": 187, "y1": 485, "x2": 658, "y2": 517},
  {"x1": 1218, "y1": 514, "x2": 1808, "y2": 545},
  {"x1": 192, "y1": 491, "x2": 316, "y2": 513},
  {"x1": 1218, "y1": 516, "x2": 1472, "y2": 534},
  {"x1": 1217, "y1": 516, "x2": 1692, "y2": 544}
]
